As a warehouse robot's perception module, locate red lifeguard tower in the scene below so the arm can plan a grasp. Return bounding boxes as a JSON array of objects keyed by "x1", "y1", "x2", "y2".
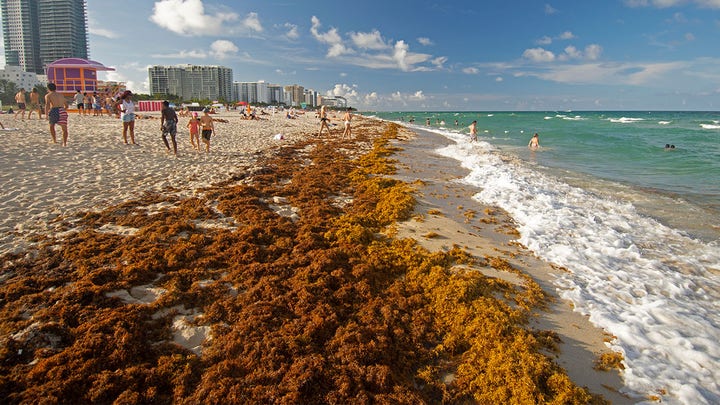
[{"x1": 45, "y1": 58, "x2": 116, "y2": 96}]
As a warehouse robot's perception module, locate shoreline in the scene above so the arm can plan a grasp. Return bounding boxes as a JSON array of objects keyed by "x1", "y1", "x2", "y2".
[
  {"x1": 391, "y1": 127, "x2": 633, "y2": 403},
  {"x1": 0, "y1": 114, "x2": 630, "y2": 402}
]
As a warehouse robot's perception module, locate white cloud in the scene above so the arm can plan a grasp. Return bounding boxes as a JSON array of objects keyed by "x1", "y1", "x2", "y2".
[
  {"x1": 150, "y1": 0, "x2": 239, "y2": 36},
  {"x1": 431, "y1": 56, "x2": 447, "y2": 68},
  {"x1": 523, "y1": 47, "x2": 556, "y2": 62},
  {"x1": 350, "y1": 30, "x2": 388, "y2": 50},
  {"x1": 309, "y1": 17, "x2": 439, "y2": 72},
  {"x1": 327, "y1": 83, "x2": 359, "y2": 105},
  {"x1": 462, "y1": 67, "x2": 480, "y2": 74},
  {"x1": 562, "y1": 45, "x2": 582, "y2": 60},
  {"x1": 516, "y1": 61, "x2": 686, "y2": 85},
  {"x1": 89, "y1": 26, "x2": 119, "y2": 39},
  {"x1": 418, "y1": 37, "x2": 434, "y2": 46},
  {"x1": 210, "y1": 40, "x2": 239, "y2": 59},
  {"x1": 537, "y1": 36, "x2": 553, "y2": 45},
  {"x1": 545, "y1": 4, "x2": 559, "y2": 14},
  {"x1": 152, "y1": 49, "x2": 207, "y2": 58},
  {"x1": 558, "y1": 31, "x2": 576, "y2": 40},
  {"x1": 584, "y1": 44, "x2": 603, "y2": 60},
  {"x1": 242, "y1": 12, "x2": 263, "y2": 32},
  {"x1": 410, "y1": 90, "x2": 426, "y2": 101},
  {"x1": 310, "y1": 16, "x2": 353, "y2": 57},
  {"x1": 282, "y1": 23, "x2": 299, "y2": 40},
  {"x1": 624, "y1": 0, "x2": 720, "y2": 8},
  {"x1": 495, "y1": 76, "x2": 504, "y2": 82}
]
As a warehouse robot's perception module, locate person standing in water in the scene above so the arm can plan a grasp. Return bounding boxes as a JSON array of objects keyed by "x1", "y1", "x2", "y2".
[
  {"x1": 528, "y1": 133, "x2": 540, "y2": 149},
  {"x1": 44, "y1": 83, "x2": 69, "y2": 146},
  {"x1": 469, "y1": 120, "x2": 478, "y2": 142}
]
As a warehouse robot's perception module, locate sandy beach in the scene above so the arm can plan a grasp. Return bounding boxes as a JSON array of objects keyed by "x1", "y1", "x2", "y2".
[
  {"x1": 0, "y1": 110, "x2": 631, "y2": 403},
  {"x1": 0, "y1": 109, "x2": 322, "y2": 256}
]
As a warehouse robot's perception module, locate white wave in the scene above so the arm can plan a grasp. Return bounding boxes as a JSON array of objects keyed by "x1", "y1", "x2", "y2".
[
  {"x1": 658, "y1": 121, "x2": 672, "y2": 125},
  {"x1": 700, "y1": 124, "x2": 720, "y2": 130},
  {"x1": 433, "y1": 134, "x2": 720, "y2": 404},
  {"x1": 609, "y1": 117, "x2": 645, "y2": 123}
]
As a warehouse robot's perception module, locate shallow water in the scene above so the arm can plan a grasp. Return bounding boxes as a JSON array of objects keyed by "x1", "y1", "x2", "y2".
[{"x1": 374, "y1": 111, "x2": 720, "y2": 404}]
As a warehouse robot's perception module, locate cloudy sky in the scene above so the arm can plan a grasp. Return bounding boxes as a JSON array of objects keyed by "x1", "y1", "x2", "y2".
[{"x1": 11, "y1": 0, "x2": 720, "y2": 110}]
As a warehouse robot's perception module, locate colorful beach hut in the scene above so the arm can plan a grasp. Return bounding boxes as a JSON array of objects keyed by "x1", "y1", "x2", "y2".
[{"x1": 45, "y1": 58, "x2": 115, "y2": 96}]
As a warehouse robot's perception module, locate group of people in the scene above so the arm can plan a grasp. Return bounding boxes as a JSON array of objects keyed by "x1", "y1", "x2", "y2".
[
  {"x1": 317, "y1": 105, "x2": 354, "y2": 138},
  {"x1": 468, "y1": 119, "x2": 540, "y2": 150},
  {"x1": 161, "y1": 102, "x2": 215, "y2": 155},
  {"x1": 12, "y1": 88, "x2": 44, "y2": 120},
  {"x1": 73, "y1": 89, "x2": 116, "y2": 117},
  {"x1": 25, "y1": 83, "x2": 217, "y2": 153}
]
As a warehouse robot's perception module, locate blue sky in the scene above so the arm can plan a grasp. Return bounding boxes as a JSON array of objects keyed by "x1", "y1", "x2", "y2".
[{"x1": 26, "y1": 1, "x2": 720, "y2": 110}]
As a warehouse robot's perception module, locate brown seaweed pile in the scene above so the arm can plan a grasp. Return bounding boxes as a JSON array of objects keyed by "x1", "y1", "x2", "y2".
[{"x1": 0, "y1": 122, "x2": 605, "y2": 404}]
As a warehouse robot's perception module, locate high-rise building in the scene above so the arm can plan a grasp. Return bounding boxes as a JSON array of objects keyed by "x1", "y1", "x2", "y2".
[
  {"x1": 149, "y1": 64, "x2": 233, "y2": 102},
  {"x1": 283, "y1": 84, "x2": 305, "y2": 107},
  {"x1": 234, "y1": 80, "x2": 269, "y2": 104},
  {"x1": 1, "y1": 0, "x2": 89, "y2": 74}
]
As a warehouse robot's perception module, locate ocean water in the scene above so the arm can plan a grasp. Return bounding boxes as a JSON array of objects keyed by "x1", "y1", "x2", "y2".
[{"x1": 371, "y1": 111, "x2": 720, "y2": 404}]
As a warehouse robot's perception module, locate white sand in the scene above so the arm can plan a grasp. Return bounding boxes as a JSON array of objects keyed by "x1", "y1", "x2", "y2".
[{"x1": 0, "y1": 110, "x2": 322, "y2": 256}]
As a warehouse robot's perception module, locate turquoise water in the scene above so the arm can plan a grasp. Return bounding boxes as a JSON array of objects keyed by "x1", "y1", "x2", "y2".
[
  {"x1": 369, "y1": 111, "x2": 720, "y2": 403},
  {"x1": 373, "y1": 111, "x2": 720, "y2": 242}
]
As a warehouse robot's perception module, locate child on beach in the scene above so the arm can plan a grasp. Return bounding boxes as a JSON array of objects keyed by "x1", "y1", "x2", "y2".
[
  {"x1": 199, "y1": 108, "x2": 214, "y2": 152},
  {"x1": 187, "y1": 112, "x2": 200, "y2": 150},
  {"x1": 160, "y1": 101, "x2": 178, "y2": 155}
]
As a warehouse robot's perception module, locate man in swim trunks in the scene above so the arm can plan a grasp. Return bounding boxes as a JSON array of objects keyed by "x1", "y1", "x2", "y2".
[
  {"x1": 160, "y1": 100, "x2": 178, "y2": 155},
  {"x1": 199, "y1": 108, "x2": 214, "y2": 152},
  {"x1": 45, "y1": 83, "x2": 69, "y2": 146},
  {"x1": 14, "y1": 88, "x2": 27, "y2": 120}
]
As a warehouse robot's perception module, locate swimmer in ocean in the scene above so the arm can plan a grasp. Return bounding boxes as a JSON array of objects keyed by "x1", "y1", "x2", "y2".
[{"x1": 528, "y1": 133, "x2": 540, "y2": 149}]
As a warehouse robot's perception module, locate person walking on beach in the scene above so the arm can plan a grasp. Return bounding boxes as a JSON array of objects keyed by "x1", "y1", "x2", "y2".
[
  {"x1": 14, "y1": 88, "x2": 27, "y2": 120},
  {"x1": 199, "y1": 108, "x2": 214, "y2": 152},
  {"x1": 528, "y1": 133, "x2": 540, "y2": 149},
  {"x1": 118, "y1": 90, "x2": 137, "y2": 145},
  {"x1": 27, "y1": 88, "x2": 43, "y2": 119},
  {"x1": 160, "y1": 101, "x2": 178, "y2": 155},
  {"x1": 318, "y1": 105, "x2": 330, "y2": 136},
  {"x1": 187, "y1": 112, "x2": 200, "y2": 150},
  {"x1": 342, "y1": 108, "x2": 353, "y2": 138},
  {"x1": 469, "y1": 120, "x2": 478, "y2": 142},
  {"x1": 45, "y1": 83, "x2": 69, "y2": 146}
]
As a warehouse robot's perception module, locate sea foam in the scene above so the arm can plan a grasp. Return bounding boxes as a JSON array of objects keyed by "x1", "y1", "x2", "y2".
[{"x1": 428, "y1": 127, "x2": 720, "y2": 404}]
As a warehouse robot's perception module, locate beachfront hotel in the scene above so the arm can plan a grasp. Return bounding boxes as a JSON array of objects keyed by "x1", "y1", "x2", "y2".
[
  {"x1": 148, "y1": 64, "x2": 234, "y2": 102},
  {"x1": 1, "y1": 0, "x2": 88, "y2": 74}
]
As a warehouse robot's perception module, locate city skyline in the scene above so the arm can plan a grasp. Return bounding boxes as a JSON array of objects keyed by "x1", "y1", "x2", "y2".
[{"x1": 3, "y1": 0, "x2": 720, "y2": 111}]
